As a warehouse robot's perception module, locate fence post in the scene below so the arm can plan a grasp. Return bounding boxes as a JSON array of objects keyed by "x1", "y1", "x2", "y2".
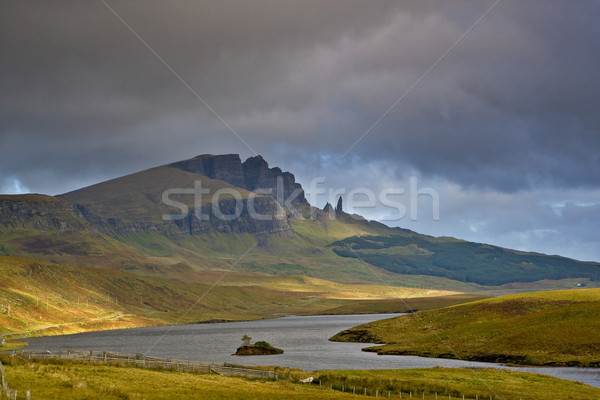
[{"x1": 0, "y1": 361, "x2": 10, "y2": 397}]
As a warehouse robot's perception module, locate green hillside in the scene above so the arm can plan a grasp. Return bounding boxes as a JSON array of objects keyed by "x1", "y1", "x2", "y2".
[
  {"x1": 331, "y1": 288, "x2": 600, "y2": 366},
  {"x1": 330, "y1": 234, "x2": 600, "y2": 285},
  {"x1": 1, "y1": 154, "x2": 599, "y2": 293}
]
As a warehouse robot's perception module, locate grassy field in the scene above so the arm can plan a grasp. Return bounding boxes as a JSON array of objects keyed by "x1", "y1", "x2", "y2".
[
  {"x1": 1, "y1": 356, "x2": 598, "y2": 400},
  {"x1": 331, "y1": 288, "x2": 600, "y2": 366},
  {"x1": 0, "y1": 357, "x2": 351, "y2": 400}
]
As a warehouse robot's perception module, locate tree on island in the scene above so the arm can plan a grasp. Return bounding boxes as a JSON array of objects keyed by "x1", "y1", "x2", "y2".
[{"x1": 241, "y1": 335, "x2": 252, "y2": 346}]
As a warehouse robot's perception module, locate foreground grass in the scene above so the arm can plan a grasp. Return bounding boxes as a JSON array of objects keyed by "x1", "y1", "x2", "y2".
[
  {"x1": 0, "y1": 357, "x2": 349, "y2": 400},
  {"x1": 317, "y1": 368, "x2": 600, "y2": 400},
  {"x1": 332, "y1": 288, "x2": 600, "y2": 366},
  {"x1": 2, "y1": 357, "x2": 598, "y2": 400}
]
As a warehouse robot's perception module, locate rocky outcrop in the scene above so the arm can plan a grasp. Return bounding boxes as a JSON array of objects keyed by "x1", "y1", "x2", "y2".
[
  {"x1": 170, "y1": 154, "x2": 246, "y2": 188},
  {"x1": 233, "y1": 344, "x2": 284, "y2": 356},
  {"x1": 336, "y1": 196, "x2": 343, "y2": 212},
  {"x1": 0, "y1": 195, "x2": 90, "y2": 232},
  {"x1": 170, "y1": 154, "x2": 308, "y2": 207},
  {"x1": 74, "y1": 196, "x2": 294, "y2": 238},
  {"x1": 174, "y1": 196, "x2": 293, "y2": 237},
  {"x1": 242, "y1": 155, "x2": 307, "y2": 206}
]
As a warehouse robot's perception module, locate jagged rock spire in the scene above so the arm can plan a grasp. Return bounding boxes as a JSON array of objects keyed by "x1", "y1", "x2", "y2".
[
  {"x1": 336, "y1": 196, "x2": 343, "y2": 212},
  {"x1": 323, "y1": 202, "x2": 334, "y2": 213}
]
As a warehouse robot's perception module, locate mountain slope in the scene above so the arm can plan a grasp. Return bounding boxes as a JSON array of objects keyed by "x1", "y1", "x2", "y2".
[
  {"x1": 61, "y1": 165, "x2": 293, "y2": 237},
  {"x1": 0, "y1": 255, "x2": 464, "y2": 337},
  {"x1": 0, "y1": 154, "x2": 598, "y2": 290},
  {"x1": 330, "y1": 234, "x2": 600, "y2": 285}
]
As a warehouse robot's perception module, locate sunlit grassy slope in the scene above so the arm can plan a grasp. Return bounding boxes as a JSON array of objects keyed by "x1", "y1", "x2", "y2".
[
  {"x1": 331, "y1": 288, "x2": 600, "y2": 366},
  {"x1": 0, "y1": 256, "x2": 478, "y2": 339}
]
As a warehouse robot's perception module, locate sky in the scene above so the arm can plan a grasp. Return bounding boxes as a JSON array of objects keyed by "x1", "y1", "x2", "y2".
[{"x1": 2, "y1": 0, "x2": 599, "y2": 262}]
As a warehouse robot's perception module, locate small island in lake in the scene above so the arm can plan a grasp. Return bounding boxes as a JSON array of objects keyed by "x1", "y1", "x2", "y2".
[{"x1": 233, "y1": 335, "x2": 284, "y2": 356}]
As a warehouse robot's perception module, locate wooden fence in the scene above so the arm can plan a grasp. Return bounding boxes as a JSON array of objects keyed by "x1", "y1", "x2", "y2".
[{"x1": 14, "y1": 350, "x2": 276, "y2": 379}]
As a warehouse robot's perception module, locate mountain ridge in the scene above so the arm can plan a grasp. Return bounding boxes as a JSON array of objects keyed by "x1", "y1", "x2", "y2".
[{"x1": 169, "y1": 154, "x2": 308, "y2": 207}]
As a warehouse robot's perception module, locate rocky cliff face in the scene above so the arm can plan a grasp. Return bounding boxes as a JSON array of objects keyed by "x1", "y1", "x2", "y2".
[
  {"x1": 0, "y1": 195, "x2": 294, "y2": 251},
  {"x1": 0, "y1": 195, "x2": 90, "y2": 232},
  {"x1": 242, "y1": 155, "x2": 306, "y2": 207},
  {"x1": 74, "y1": 195, "x2": 293, "y2": 238},
  {"x1": 170, "y1": 154, "x2": 246, "y2": 188},
  {"x1": 174, "y1": 196, "x2": 293, "y2": 237},
  {"x1": 170, "y1": 154, "x2": 308, "y2": 207}
]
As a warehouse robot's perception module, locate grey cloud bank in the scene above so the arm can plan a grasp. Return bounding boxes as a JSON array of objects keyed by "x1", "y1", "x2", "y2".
[{"x1": 1, "y1": 1, "x2": 599, "y2": 261}]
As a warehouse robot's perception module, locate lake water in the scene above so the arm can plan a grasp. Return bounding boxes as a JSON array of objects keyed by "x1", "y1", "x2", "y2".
[{"x1": 25, "y1": 314, "x2": 600, "y2": 388}]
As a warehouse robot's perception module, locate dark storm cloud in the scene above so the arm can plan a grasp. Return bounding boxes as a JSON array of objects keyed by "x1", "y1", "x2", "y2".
[
  {"x1": 3, "y1": 0, "x2": 599, "y2": 193},
  {"x1": 1, "y1": 1, "x2": 599, "y2": 259},
  {"x1": 1, "y1": 0, "x2": 404, "y2": 192},
  {"x1": 365, "y1": 1, "x2": 600, "y2": 191}
]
